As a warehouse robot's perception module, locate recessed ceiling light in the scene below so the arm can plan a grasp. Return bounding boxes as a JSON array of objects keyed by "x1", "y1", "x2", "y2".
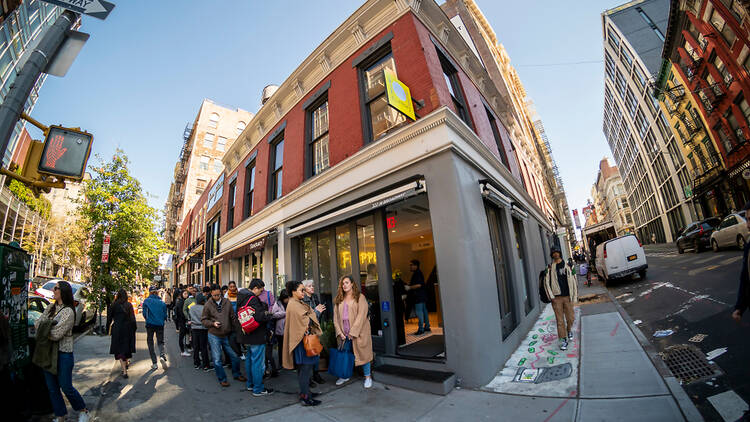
[
  {"x1": 391, "y1": 230, "x2": 396, "y2": 233},
  {"x1": 420, "y1": 235, "x2": 424, "y2": 239},
  {"x1": 413, "y1": 224, "x2": 419, "y2": 227},
  {"x1": 370, "y1": 235, "x2": 374, "y2": 238}
]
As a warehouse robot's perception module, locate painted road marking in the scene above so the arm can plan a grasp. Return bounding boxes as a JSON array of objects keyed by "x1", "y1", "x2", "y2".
[
  {"x1": 695, "y1": 256, "x2": 716, "y2": 264},
  {"x1": 720, "y1": 256, "x2": 743, "y2": 265},
  {"x1": 707, "y1": 390, "x2": 748, "y2": 422}
]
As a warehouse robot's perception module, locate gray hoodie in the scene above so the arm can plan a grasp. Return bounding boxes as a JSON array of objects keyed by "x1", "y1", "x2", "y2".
[{"x1": 188, "y1": 293, "x2": 207, "y2": 330}]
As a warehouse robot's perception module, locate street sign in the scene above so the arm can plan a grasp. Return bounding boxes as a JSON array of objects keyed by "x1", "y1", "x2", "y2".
[
  {"x1": 40, "y1": 0, "x2": 115, "y2": 20},
  {"x1": 101, "y1": 233, "x2": 110, "y2": 263},
  {"x1": 38, "y1": 125, "x2": 93, "y2": 181}
]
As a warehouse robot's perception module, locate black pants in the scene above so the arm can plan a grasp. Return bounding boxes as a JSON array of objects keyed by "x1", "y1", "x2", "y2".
[
  {"x1": 146, "y1": 325, "x2": 165, "y2": 363},
  {"x1": 275, "y1": 335, "x2": 284, "y2": 371},
  {"x1": 178, "y1": 323, "x2": 189, "y2": 353},
  {"x1": 266, "y1": 333, "x2": 278, "y2": 373},
  {"x1": 192, "y1": 329, "x2": 209, "y2": 368},
  {"x1": 297, "y1": 364, "x2": 313, "y2": 397}
]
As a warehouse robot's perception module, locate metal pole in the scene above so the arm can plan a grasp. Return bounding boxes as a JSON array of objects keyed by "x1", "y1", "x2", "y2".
[{"x1": 0, "y1": 10, "x2": 78, "y2": 162}]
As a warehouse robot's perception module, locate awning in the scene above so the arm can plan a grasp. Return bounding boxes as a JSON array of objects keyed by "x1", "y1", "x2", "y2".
[
  {"x1": 480, "y1": 181, "x2": 512, "y2": 208},
  {"x1": 286, "y1": 179, "x2": 426, "y2": 237},
  {"x1": 212, "y1": 233, "x2": 268, "y2": 265}
]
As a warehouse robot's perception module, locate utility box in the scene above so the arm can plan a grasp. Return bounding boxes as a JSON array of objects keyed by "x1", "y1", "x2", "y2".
[{"x1": 0, "y1": 242, "x2": 31, "y2": 371}]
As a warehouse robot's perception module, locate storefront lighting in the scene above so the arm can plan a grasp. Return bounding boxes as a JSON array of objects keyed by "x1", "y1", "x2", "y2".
[{"x1": 413, "y1": 223, "x2": 419, "y2": 227}]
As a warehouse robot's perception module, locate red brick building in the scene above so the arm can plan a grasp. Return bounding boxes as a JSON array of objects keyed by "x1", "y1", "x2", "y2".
[
  {"x1": 661, "y1": 0, "x2": 750, "y2": 213},
  {"x1": 175, "y1": 0, "x2": 559, "y2": 390}
]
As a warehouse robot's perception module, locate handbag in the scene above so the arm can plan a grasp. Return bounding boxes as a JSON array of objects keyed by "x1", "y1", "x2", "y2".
[
  {"x1": 238, "y1": 298, "x2": 260, "y2": 334},
  {"x1": 538, "y1": 268, "x2": 551, "y2": 304},
  {"x1": 303, "y1": 331, "x2": 323, "y2": 356},
  {"x1": 327, "y1": 339, "x2": 354, "y2": 379}
]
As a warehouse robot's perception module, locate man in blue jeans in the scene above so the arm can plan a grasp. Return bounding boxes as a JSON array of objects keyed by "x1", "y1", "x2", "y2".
[
  {"x1": 236, "y1": 281, "x2": 274, "y2": 396},
  {"x1": 407, "y1": 259, "x2": 430, "y2": 335},
  {"x1": 142, "y1": 286, "x2": 168, "y2": 370},
  {"x1": 201, "y1": 284, "x2": 246, "y2": 387}
]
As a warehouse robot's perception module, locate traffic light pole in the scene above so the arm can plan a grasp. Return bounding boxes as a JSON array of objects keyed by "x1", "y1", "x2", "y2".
[{"x1": 0, "y1": 10, "x2": 78, "y2": 164}]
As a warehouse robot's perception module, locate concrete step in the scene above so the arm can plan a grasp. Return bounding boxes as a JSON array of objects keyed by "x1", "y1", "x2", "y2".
[{"x1": 373, "y1": 364, "x2": 456, "y2": 395}]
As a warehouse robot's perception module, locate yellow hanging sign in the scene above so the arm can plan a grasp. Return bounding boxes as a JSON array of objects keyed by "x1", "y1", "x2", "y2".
[{"x1": 384, "y1": 68, "x2": 416, "y2": 121}]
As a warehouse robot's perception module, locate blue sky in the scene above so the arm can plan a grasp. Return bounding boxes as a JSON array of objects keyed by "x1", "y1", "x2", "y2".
[{"x1": 29, "y1": 0, "x2": 624, "y2": 223}]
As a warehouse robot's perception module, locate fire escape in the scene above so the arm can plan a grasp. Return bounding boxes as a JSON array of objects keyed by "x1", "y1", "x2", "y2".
[{"x1": 168, "y1": 122, "x2": 194, "y2": 253}]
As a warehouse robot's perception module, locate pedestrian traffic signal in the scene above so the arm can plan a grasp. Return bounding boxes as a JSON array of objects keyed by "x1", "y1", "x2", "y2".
[{"x1": 37, "y1": 125, "x2": 92, "y2": 181}]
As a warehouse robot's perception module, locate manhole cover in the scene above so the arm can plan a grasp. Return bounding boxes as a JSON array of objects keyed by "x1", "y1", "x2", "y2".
[{"x1": 661, "y1": 344, "x2": 722, "y2": 384}]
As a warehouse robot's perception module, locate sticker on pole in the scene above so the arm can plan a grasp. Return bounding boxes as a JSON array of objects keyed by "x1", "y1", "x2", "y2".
[{"x1": 38, "y1": 125, "x2": 92, "y2": 181}]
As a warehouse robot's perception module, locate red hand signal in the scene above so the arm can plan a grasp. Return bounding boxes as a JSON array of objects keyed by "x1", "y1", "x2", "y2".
[{"x1": 45, "y1": 134, "x2": 68, "y2": 168}]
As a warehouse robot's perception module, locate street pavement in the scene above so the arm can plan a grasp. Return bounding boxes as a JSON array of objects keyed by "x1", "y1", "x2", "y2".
[
  {"x1": 607, "y1": 243, "x2": 748, "y2": 422},
  {"x1": 44, "y1": 274, "x2": 703, "y2": 422}
]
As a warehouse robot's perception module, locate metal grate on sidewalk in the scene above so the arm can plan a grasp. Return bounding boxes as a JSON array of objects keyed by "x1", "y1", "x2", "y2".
[{"x1": 661, "y1": 344, "x2": 722, "y2": 384}]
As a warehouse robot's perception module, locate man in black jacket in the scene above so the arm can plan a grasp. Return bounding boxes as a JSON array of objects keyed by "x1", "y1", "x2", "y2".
[{"x1": 237, "y1": 281, "x2": 274, "y2": 396}]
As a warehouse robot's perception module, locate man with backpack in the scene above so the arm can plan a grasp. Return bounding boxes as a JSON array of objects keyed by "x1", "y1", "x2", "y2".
[
  {"x1": 236, "y1": 280, "x2": 274, "y2": 396},
  {"x1": 541, "y1": 248, "x2": 578, "y2": 351},
  {"x1": 201, "y1": 284, "x2": 246, "y2": 387}
]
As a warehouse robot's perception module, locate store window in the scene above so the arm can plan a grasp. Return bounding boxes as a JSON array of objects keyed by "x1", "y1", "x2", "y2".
[
  {"x1": 359, "y1": 49, "x2": 406, "y2": 142},
  {"x1": 243, "y1": 252, "x2": 263, "y2": 286},
  {"x1": 485, "y1": 202, "x2": 517, "y2": 338},
  {"x1": 269, "y1": 134, "x2": 284, "y2": 201},
  {"x1": 512, "y1": 217, "x2": 532, "y2": 314}
]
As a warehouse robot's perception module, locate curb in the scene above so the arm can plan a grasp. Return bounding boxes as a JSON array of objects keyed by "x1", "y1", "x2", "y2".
[{"x1": 604, "y1": 288, "x2": 704, "y2": 422}]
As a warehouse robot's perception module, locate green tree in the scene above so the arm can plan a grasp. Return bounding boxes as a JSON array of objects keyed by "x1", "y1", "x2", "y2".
[{"x1": 79, "y1": 150, "x2": 169, "y2": 308}]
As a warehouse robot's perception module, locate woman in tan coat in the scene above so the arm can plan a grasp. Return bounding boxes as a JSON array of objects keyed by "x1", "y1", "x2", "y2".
[
  {"x1": 333, "y1": 275, "x2": 374, "y2": 388},
  {"x1": 282, "y1": 280, "x2": 323, "y2": 406}
]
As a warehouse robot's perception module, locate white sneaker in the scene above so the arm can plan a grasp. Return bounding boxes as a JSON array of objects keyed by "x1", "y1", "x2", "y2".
[
  {"x1": 78, "y1": 411, "x2": 90, "y2": 422},
  {"x1": 567, "y1": 332, "x2": 574, "y2": 341},
  {"x1": 240, "y1": 355, "x2": 246, "y2": 361},
  {"x1": 151, "y1": 363, "x2": 158, "y2": 370},
  {"x1": 180, "y1": 351, "x2": 190, "y2": 357},
  {"x1": 335, "y1": 377, "x2": 349, "y2": 386},
  {"x1": 364, "y1": 377, "x2": 373, "y2": 389},
  {"x1": 560, "y1": 339, "x2": 568, "y2": 351}
]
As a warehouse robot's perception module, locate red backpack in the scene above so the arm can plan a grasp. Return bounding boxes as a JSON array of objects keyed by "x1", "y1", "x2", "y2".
[{"x1": 238, "y1": 297, "x2": 260, "y2": 334}]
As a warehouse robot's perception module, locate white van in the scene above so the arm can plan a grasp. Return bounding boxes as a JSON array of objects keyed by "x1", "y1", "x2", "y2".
[{"x1": 595, "y1": 234, "x2": 647, "y2": 285}]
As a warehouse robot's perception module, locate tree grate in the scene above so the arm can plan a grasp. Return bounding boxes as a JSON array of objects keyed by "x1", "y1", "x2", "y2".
[{"x1": 661, "y1": 344, "x2": 721, "y2": 384}]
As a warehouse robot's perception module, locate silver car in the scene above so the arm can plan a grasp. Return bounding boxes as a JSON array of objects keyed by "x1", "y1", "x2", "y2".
[
  {"x1": 35, "y1": 280, "x2": 95, "y2": 328},
  {"x1": 711, "y1": 213, "x2": 750, "y2": 251}
]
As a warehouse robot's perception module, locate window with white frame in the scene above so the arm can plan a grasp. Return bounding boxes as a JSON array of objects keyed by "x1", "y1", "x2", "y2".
[
  {"x1": 208, "y1": 112, "x2": 220, "y2": 129},
  {"x1": 203, "y1": 133, "x2": 215, "y2": 148},
  {"x1": 217, "y1": 136, "x2": 227, "y2": 152}
]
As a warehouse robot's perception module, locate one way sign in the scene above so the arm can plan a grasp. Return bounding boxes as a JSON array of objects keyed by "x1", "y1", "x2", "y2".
[{"x1": 40, "y1": 0, "x2": 115, "y2": 20}]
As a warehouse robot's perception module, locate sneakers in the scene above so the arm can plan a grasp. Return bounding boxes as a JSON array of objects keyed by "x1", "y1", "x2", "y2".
[
  {"x1": 567, "y1": 332, "x2": 574, "y2": 341},
  {"x1": 194, "y1": 364, "x2": 200, "y2": 370},
  {"x1": 300, "y1": 396, "x2": 322, "y2": 406},
  {"x1": 180, "y1": 351, "x2": 191, "y2": 357},
  {"x1": 335, "y1": 377, "x2": 350, "y2": 386},
  {"x1": 312, "y1": 373, "x2": 326, "y2": 384},
  {"x1": 240, "y1": 354, "x2": 246, "y2": 361},
  {"x1": 560, "y1": 339, "x2": 568, "y2": 351},
  {"x1": 78, "y1": 411, "x2": 90, "y2": 422},
  {"x1": 252, "y1": 388, "x2": 274, "y2": 397},
  {"x1": 364, "y1": 377, "x2": 373, "y2": 389},
  {"x1": 160, "y1": 354, "x2": 168, "y2": 363},
  {"x1": 220, "y1": 381, "x2": 230, "y2": 387},
  {"x1": 414, "y1": 330, "x2": 424, "y2": 335},
  {"x1": 424, "y1": 328, "x2": 432, "y2": 333},
  {"x1": 151, "y1": 363, "x2": 158, "y2": 370},
  {"x1": 203, "y1": 366, "x2": 212, "y2": 372}
]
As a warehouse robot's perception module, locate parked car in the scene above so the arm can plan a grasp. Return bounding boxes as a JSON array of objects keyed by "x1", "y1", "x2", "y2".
[
  {"x1": 35, "y1": 280, "x2": 95, "y2": 328},
  {"x1": 595, "y1": 234, "x2": 648, "y2": 285},
  {"x1": 675, "y1": 218, "x2": 721, "y2": 254},
  {"x1": 28, "y1": 294, "x2": 51, "y2": 338},
  {"x1": 710, "y1": 213, "x2": 750, "y2": 251}
]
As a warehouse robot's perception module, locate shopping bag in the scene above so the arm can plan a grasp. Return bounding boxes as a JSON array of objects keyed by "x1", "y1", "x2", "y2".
[{"x1": 327, "y1": 339, "x2": 354, "y2": 379}]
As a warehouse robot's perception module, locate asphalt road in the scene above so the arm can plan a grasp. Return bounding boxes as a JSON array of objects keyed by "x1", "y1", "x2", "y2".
[{"x1": 605, "y1": 243, "x2": 747, "y2": 422}]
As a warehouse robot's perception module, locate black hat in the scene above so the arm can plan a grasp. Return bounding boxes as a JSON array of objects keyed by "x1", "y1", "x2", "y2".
[{"x1": 550, "y1": 248, "x2": 562, "y2": 258}]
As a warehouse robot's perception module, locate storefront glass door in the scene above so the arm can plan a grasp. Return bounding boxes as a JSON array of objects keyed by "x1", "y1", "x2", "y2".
[
  {"x1": 356, "y1": 216, "x2": 381, "y2": 339},
  {"x1": 385, "y1": 194, "x2": 445, "y2": 359}
]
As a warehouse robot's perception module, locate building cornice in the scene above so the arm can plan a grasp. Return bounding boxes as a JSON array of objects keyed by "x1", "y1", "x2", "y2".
[{"x1": 223, "y1": 0, "x2": 520, "y2": 176}]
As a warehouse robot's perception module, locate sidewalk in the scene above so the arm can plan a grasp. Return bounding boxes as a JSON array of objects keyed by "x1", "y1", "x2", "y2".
[{"x1": 63, "y1": 276, "x2": 702, "y2": 421}]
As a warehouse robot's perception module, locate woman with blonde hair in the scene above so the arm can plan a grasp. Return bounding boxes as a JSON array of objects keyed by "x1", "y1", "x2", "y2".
[{"x1": 332, "y1": 275, "x2": 373, "y2": 388}]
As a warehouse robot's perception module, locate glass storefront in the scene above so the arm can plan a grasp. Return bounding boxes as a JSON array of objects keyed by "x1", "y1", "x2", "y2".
[{"x1": 293, "y1": 192, "x2": 444, "y2": 360}]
